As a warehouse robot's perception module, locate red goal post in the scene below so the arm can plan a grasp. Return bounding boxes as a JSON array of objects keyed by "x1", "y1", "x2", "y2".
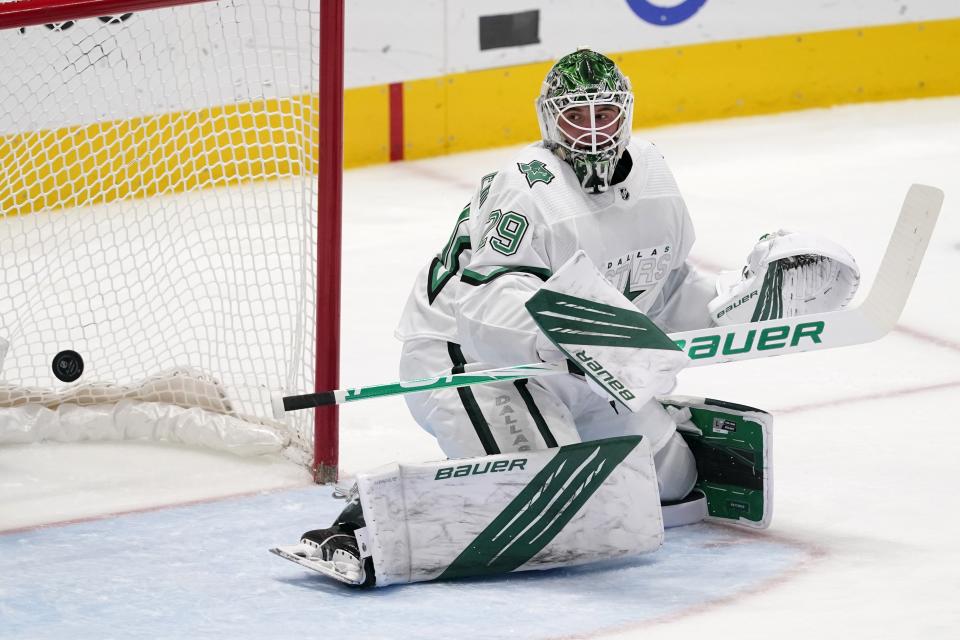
[{"x1": 0, "y1": 0, "x2": 343, "y2": 482}]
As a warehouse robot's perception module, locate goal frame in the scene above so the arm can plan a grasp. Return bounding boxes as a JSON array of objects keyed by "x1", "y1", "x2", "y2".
[{"x1": 0, "y1": 0, "x2": 344, "y2": 483}]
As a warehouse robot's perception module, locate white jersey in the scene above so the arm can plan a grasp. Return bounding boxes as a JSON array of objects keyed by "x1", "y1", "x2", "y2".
[{"x1": 395, "y1": 139, "x2": 713, "y2": 366}]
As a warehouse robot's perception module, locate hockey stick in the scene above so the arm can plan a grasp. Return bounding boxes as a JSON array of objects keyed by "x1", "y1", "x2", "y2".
[
  {"x1": 277, "y1": 184, "x2": 942, "y2": 415},
  {"x1": 277, "y1": 361, "x2": 569, "y2": 413},
  {"x1": 673, "y1": 183, "x2": 942, "y2": 366}
]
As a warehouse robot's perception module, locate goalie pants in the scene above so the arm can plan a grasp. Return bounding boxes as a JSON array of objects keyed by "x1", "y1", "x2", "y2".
[{"x1": 399, "y1": 337, "x2": 697, "y2": 501}]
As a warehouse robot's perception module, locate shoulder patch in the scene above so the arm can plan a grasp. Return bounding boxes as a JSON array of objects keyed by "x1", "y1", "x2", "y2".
[{"x1": 517, "y1": 160, "x2": 555, "y2": 188}]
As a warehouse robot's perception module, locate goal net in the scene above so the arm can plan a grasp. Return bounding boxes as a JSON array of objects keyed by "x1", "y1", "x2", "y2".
[{"x1": 0, "y1": 0, "x2": 341, "y2": 480}]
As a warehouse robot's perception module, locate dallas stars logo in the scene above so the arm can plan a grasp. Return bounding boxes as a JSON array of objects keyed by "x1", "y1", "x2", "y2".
[{"x1": 517, "y1": 160, "x2": 555, "y2": 188}]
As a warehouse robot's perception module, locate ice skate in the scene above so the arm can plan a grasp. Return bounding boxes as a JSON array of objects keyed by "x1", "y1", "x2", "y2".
[{"x1": 270, "y1": 524, "x2": 374, "y2": 587}]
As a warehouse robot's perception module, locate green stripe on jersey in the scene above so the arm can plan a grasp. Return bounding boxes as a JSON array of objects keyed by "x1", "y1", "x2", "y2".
[
  {"x1": 427, "y1": 204, "x2": 472, "y2": 304},
  {"x1": 461, "y1": 266, "x2": 551, "y2": 286}
]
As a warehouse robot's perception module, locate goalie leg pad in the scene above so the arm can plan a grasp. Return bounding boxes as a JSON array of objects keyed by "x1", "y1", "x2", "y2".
[
  {"x1": 653, "y1": 432, "x2": 699, "y2": 502},
  {"x1": 661, "y1": 396, "x2": 773, "y2": 529},
  {"x1": 355, "y1": 435, "x2": 663, "y2": 586}
]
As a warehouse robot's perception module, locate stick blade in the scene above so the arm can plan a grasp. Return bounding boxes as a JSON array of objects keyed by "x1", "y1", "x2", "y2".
[{"x1": 859, "y1": 183, "x2": 944, "y2": 333}]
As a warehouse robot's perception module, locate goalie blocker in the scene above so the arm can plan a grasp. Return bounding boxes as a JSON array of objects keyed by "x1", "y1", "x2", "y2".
[{"x1": 270, "y1": 396, "x2": 772, "y2": 586}]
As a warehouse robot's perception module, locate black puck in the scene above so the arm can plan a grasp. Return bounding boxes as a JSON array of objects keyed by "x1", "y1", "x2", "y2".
[{"x1": 52, "y1": 350, "x2": 84, "y2": 382}]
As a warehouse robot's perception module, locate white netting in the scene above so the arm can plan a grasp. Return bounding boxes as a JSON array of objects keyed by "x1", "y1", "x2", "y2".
[{"x1": 0, "y1": 0, "x2": 322, "y2": 460}]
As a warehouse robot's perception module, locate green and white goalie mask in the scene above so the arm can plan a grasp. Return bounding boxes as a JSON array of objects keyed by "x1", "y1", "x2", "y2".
[{"x1": 536, "y1": 49, "x2": 634, "y2": 193}]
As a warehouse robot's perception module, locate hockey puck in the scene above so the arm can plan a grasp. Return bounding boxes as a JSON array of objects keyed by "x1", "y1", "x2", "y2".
[{"x1": 52, "y1": 350, "x2": 84, "y2": 382}]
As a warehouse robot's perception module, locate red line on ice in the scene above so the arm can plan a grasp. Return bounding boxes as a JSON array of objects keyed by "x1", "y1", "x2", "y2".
[{"x1": 0, "y1": 481, "x2": 313, "y2": 536}]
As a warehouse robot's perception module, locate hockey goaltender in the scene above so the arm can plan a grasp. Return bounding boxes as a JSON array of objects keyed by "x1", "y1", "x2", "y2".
[{"x1": 271, "y1": 49, "x2": 861, "y2": 587}]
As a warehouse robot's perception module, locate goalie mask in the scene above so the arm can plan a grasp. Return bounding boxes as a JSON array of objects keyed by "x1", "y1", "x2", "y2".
[{"x1": 537, "y1": 49, "x2": 634, "y2": 194}]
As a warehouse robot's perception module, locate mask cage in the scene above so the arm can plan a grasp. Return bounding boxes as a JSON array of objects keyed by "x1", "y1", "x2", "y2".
[{"x1": 539, "y1": 91, "x2": 634, "y2": 156}]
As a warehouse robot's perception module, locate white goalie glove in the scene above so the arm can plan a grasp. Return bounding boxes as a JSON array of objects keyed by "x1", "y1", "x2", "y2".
[{"x1": 708, "y1": 230, "x2": 860, "y2": 325}]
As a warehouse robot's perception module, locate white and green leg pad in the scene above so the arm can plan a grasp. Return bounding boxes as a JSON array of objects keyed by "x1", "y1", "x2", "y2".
[
  {"x1": 660, "y1": 396, "x2": 773, "y2": 529},
  {"x1": 355, "y1": 435, "x2": 663, "y2": 586}
]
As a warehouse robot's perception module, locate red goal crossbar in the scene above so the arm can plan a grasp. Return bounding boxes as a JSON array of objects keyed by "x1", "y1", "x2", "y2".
[{"x1": 0, "y1": 0, "x2": 208, "y2": 28}]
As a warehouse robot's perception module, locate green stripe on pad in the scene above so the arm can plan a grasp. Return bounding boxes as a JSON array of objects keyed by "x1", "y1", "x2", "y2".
[{"x1": 439, "y1": 436, "x2": 641, "y2": 580}]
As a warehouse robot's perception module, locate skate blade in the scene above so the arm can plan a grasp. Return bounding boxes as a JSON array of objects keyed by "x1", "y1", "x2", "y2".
[{"x1": 269, "y1": 545, "x2": 364, "y2": 586}]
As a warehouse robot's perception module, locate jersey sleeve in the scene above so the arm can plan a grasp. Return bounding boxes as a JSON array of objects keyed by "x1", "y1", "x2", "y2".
[
  {"x1": 649, "y1": 261, "x2": 716, "y2": 332},
  {"x1": 454, "y1": 181, "x2": 554, "y2": 366},
  {"x1": 394, "y1": 201, "x2": 474, "y2": 343}
]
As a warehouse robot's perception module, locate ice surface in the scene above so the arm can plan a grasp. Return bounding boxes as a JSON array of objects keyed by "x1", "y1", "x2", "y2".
[
  {"x1": 2, "y1": 96, "x2": 959, "y2": 638},
  {"x1": 0, "y1": 487, "x2": 810, "y2": 640}
]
